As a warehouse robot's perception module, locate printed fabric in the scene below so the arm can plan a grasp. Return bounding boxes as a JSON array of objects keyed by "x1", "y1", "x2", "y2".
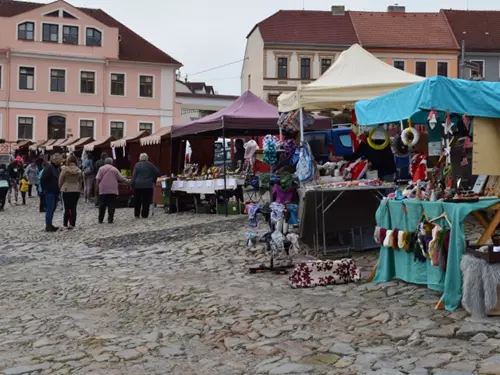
[
  {"x1": 247, "y1": 203, "x2": 260, "y2": 228},
  {"x1": 289, "y1": 259, "x2": 361, "y2": 288},
  {"x1": 270, "y1": 202, "x2": 285, "y2": 223},
  {"x1": 296, "y1": 142, "x2": 316, "y2": 183},
  {"x1": 263, "y1": 135, "x2": 278, "y2": 165}
]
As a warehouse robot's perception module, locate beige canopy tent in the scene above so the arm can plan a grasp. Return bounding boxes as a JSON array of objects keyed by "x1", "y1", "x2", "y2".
[
  {"x1": 67, "y1": 137, "x2": 94, "y2": 152},
  {"x1": 278, "y1": 44, "x2": 424, "y2": 112},
  {"x1": 140, "y1": 126, "x2": 171, "y2": 146},
  {"x1": 84, "y1": 136, "x2": 115, "y2": 152},
  {"x1": 111, "y1": 131, "x2": 149, "y2": 149}
]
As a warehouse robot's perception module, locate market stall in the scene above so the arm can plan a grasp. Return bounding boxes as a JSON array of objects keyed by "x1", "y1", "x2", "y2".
[
  {"x1": 67, "y1": 137, "x2": 94, "y2": 153},
  {"x1": 45, "y1": 138, "x2": 68, "y2": 152},
  {"x1": 110, "y1": 130, "x2": 149, "y2": 174},
  {"x1": 354, "y1": 75, "x2": 500, "y2": 311},
  {"x1": 83, "y1": 136, "x2": 115, "y2": 160}
]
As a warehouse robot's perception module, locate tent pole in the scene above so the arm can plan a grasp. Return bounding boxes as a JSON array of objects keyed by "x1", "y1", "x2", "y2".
[
  {"x1": 168, "y1": 135, "x2": 173, "y2": 215},
  {"x1": 222, "y1": 117, "x2": 228, "y2": 217},
  {"x1": 299, "y1": 108, "x2": 304, "y2": 143}
]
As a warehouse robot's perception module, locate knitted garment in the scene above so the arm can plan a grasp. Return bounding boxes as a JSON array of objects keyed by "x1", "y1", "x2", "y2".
[
  {"x1": 247, "y1": 203, "x2": 260, "y2": 228},
  {"x1": 271, "y1": 230, "x2": 285, "y2": 253},
  {"x1": 286, "y1": 233, "x2": 300, "y2": 256},
  {"x1": 263, "y1": 135, "x2": 278, "y2": 165},
  {"x1": 284, "y1": 140, "x2": 297, "y2": 160},
  {"x1": 286, "y1": 204, "x2": 299, "y2": 225},
  {"x1": 270, "y1": 202, "x2": 285, "y2": 223}
]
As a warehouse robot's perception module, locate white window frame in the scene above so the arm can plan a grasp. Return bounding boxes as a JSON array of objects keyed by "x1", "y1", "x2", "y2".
[
  {"x1": 41, "y1": 22, "x2": 60, "y2": 43},
  {"x1": 0, "y1": 114, "x2": 3, "y2": 139},
  {"x1": 415, "y1": 61, "x2": 427, "y2": 77},
  {"x1": 437, "y1": 61, "x2": 449, "y2": 77},
  {"x1": 138, "y1": 121, "x2": 155, "y2": 133},
  {"x1": 16, "y1": 115, "x2": 35, "y2": 141},
  {"x1": 79, "y1": 69, "x2": 97, "y2": 95},
  {"x1": 84, "y1": 26, "x2": 104, "y2": 47},
  {"x1": 138, "y1": 74, "x2": 155, "y2": 99},
  {"x1": 469, "y1": 59, "x2": 485, "y2": 78},
  {"x1": 16, "y1": 20, "x2": 36, "y2": 41},
  {"x1": 109, "y1": 120, "x2": 126, "y2": 138},
  {"x1": 78, "y1": 118, "x2": 96, "y2": 138},
  {"x1": 17, "y1": 65, "x2": 36, "y2": 92},
  {"x1": 48, "y1": 67, "x2": 67, "y2": 93},
  {"x1": 0, "y1": 63, "x2": 3, "y2": 90},
  {"x1": 62, "y1": 23, "x2": 80, "y2": 45},
  {"x1": 109, "y1": 71, "x2": 127, "y2": 97},
  {"x1": 393, "y1": 60, "x2": 406, "y2": 71}
]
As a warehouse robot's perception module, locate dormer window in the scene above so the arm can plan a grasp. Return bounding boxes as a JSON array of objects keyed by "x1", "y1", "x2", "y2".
[
  {"x1": 86, "y1": 28, "x2": 102, "y2": 47},
  {"x1": 45, "y1": 10, "x2": 59, "y2": 17},
  {"x1": 42, "y1": 23, "x2": 59, "y2": 43},
  {"x1": 18, "y1": 22, "x2": 34, "y2": 41},
  {"x1": 63, "y1": 11, "x2": 77, "y2": 19},
  {"x1": 63, "y1": 26, "x2": 79, "y2": 45}
]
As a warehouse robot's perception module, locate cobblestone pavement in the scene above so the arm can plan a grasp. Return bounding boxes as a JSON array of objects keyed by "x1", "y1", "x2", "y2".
[{"x1": 1, "y1": 197, "x2": 500, "y2": 375}]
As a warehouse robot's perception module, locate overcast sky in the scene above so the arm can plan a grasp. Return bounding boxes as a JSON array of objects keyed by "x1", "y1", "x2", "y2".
[{"x1": 24, "y1": 0, "x2": 500, "y2": 94}]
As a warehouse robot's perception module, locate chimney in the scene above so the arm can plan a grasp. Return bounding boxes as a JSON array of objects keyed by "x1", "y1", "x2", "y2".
[
  {"x1": 331, "y1": 5, "x2": 345, "y2": 16},
  {"x1": 387, "y1": 4, "x2": 406, "y2": 12}
]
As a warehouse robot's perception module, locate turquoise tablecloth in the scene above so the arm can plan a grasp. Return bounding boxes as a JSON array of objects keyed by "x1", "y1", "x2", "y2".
[{"x1": 373, "y1": 199, "x2": 500, "y2": 311}]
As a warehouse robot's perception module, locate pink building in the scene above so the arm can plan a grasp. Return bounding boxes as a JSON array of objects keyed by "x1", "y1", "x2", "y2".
[{"x1": 0, "y1": 0, "x2": 181, "y2": 142}]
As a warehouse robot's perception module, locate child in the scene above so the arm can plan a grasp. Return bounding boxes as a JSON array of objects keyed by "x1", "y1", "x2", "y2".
[
  {"x1": 19, "y1": 176, "x2": 29, "y2": 205},
  {"x1": 0, "y1": 164, "x2": 8, "y2": 211}
]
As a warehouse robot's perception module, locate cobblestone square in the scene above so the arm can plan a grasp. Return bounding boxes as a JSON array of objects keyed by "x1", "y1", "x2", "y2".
[{"x1": 0, "y1": 198, "x2": 499, "y2": 375}]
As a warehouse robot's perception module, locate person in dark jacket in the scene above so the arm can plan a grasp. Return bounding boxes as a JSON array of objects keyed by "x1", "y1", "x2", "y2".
[
  {"x1": 93, "y1": 153, "x2": 107, "y2": 207},
  {"x1": 7, "y1": 159, "x2": 23, "y2": 204},
  {"x1": 131, "y1": 153, "x2": 160, "y2": 218},
  {"x1": 0, "y1": 164, "x2": 8, "y2": 211},
  {"x1": 41, "y1": 153, "x2": 62, "y2": 232},
  {"x1": 331, "y1": 132, "x2": 396, "y2": 182}
]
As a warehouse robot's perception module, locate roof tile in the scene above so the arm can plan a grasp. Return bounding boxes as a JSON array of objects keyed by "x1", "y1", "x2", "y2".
[
  {"x1": 0, "y1": 0, "x2": 181, "y2": 65},
  {"x1": 349, "y1": 11, "x2": 459, "y2": 50}
]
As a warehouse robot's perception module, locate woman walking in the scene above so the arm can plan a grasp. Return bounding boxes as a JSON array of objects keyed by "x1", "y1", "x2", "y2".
[
  {"x1": 96, "y1": 158, "x2": 129, "y2": 224},
  {"x1": 131, "y1": 153, "x2": 160, "y2": 219},
  {"x1": 58, "y1": 155, "x2": 82, "y2": 229},
  {"x1": 24, "y1": 160, "x2": 39, "y2": 197},
  {"x1": 82, "y1": 157, "x2": 95, "y2": 202}
]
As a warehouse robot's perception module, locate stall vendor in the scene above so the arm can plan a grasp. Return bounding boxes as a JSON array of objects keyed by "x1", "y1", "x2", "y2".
[{"x1": 330, "y1": 132, "x2": 396, "y2": 182}]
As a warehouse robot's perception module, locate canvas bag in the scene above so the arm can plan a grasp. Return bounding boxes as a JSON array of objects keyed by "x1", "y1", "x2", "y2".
[{"x1": 296, "y1": 142, "x2": 316, "y2": 183}]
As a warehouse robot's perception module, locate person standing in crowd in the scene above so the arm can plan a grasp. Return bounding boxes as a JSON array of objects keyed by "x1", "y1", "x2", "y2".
[
  {"x1": 94, "y1": 153, "x2": 107, "y2": 207},
  {"x1": 38, "y1": 161, "x2": 48, "y2": 213},
  {"x1": 24, "y1": 160, "x2": 39, "y2": 198},
  {"x1": 19, "y1": 176, "x2": 29, "y2": 205},
  {"x1": 0, "y1": 164, "x2": 9, "y2": 211},
  {"x1": 82, "y1": 157, "x2": 95, "y2": 203},
  {"x1": 59, "y1": 155, "x2": 82, "y2": 229},
  {"x1": 7, "y1": 158, "x2": 22, "y2": 204},
  {"x1": 96, "y1": 158, "x2": 128, "y2": 224},
  {"x1": 131, "y1": 153, "x2": 160, "y2": 219},
  {"x1": 41, "y1": 153, "x2": 62, "y2": 232}
]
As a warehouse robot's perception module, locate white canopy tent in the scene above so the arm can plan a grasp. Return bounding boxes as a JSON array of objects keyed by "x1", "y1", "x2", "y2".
[{"x1": 278, "y1": 44, "x2": 425, "y2": 113}]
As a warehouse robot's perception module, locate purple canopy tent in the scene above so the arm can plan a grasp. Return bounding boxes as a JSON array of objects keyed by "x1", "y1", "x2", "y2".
[{"x1": 171, "y1": 90, "x2": 331, "y2": 138}]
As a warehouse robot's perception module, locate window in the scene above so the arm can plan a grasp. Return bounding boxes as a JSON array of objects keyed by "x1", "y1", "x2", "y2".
[
  {"x1": 50, "y1": 69, "x2": 65, "y2": 92},
  {"x1": 19, "y1": 67, "x2": 35, "y2": 90},
  {"x1": 18, "y1": 117, "x2": 34, "y2": 140},
  {"x1": 110, "y1": 73, "x2": 125, "y2": 96},
  {"x1": 470, "y1": 60, "x2": 484, "y2": 78},
  {"x1": 44, "y1": 10, "x2": 59, "y2": 17},
  {"x1": 42, "y1": 23, "x2": 59, "y2": 43},
  {"x1": 80, "y1": 71, "x2": 95, "y2": 94},
  {"x1": 110, "y1": 121, "x2": 124, "y2": 139},
  {"x1": 139, "y1": 122, "x2": 153, "y2": 133},
  {"x1": 18, "y1": 22, "x2": 34, "y2": 41},
  {"x1": 86, "y1": 28, "x2": 102, "y2": 46},
  {"x1": 321, "y1": 59, "x2": 332, "y2": 74},
  {"x1": 415, "y1": 61, "x2": 427, "y2": 77},
  {"x1": 63, "y1": 11, "x2": 77, "y2": 19},
  {"x1": 339, "y1": 134, "x2": 352, "y2": 149},
  {"x1": 277, "y1": 57, "x2": 288, "y2": 79},
  {"x1": 300, "y1": 58, "x2": 311, "y2": 80},
  {"x1": 63, "y1": 25, "x2": 78, "y2": 44},
  {"x1": 393, "y1": 60, "x2": 405, "y2": 71},
  {"x1": 139, "y1": 75, "x2": 153, "y2": 98},
  {"x1": 79, "y1": 120, "x2": 94, "y2": 138},
  {"x1": 437, "y1": 62, "x2": 448, "y2": 77},
  {"x1": 247, "y1": 74, "x2": 251, "y2": 90},
  {"x1": 268, "y1": 94, "x2": 279, "y2": 105}
]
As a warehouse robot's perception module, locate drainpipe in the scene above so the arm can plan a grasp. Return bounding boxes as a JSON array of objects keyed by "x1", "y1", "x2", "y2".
[
  {"x1": 6, "y1": 50, "x2": 11, "y2": 143},
  {"x1": 460, "y1": 39, "x2": 465, "y2": 79},
  {"x1": 103, "y1": 59, "x2": 108, "y2": 138}
]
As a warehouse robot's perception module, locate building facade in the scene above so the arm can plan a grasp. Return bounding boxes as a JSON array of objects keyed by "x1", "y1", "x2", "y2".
[
  {"x1": 242, "y1": 6, "x2": 460, "y2": 103},
  {"x1": 443, "y1": 10, "x2": 500, "y2": 81},
  {"x1": 0, "y1": 0, "x2": 181, "y2": 142}
]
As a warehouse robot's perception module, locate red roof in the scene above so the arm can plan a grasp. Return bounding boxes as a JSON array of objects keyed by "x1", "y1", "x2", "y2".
[
  {"x1": 349, "y1": 11, "x2": 459, "y2": 50},
  {"x1": 0, "y1": 0, "x2": 181, "y2": 65},
  {"x1": 252, "y1": 10, "x2": 358, "y2": 46},
  {"x1": 442, "y1": 10, "x2": 500, "y2": 53}
]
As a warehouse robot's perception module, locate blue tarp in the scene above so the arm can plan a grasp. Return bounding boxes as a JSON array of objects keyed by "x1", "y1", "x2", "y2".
[{"x1": 355, "y1": 76, "x2": 500, "y2": 126}]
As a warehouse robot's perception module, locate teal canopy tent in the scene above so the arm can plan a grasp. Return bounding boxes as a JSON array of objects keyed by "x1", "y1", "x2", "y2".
[{"x1": 354, "y1": 76, "x2": 500, "y2": 126}]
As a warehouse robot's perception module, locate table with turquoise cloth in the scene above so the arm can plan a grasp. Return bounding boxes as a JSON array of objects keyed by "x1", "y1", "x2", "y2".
[{"x1": 373, "y1": 198, "x2": 500, "y2": 311}]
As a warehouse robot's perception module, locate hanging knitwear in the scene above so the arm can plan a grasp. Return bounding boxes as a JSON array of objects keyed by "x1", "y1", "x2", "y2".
[{"x1": 263, "y1": 135, "x2": 278, "y2": 165}]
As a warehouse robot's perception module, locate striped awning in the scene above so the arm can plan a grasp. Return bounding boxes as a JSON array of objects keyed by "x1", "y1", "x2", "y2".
[
  {"x1": 40, "y1": 139, "x2": 58, "y2": 150},
  {"x1": 46, "y1": 138, "x2": 68, "y2": 151},
  {"x1": 140, "y1": 126, "x2": 171, "y2": 146},
  {"x1": 60, "y1": 137, "x2": 78, "y2": 148},
  {"x1": 84, "y1": 136, "x2": 115, "y2": 152},
  {"x1": 29, "y1": 140, "x2": 47, "y2": 151},
  {"x1": 67, "y1": 137, "x2": 94, "y2": 152},
  {"x1": 15, "y1": 140, "x2": 33, "y2": 150},
  {"x1": 110, "y1": 130, "x2": 149, "y2": 148}
]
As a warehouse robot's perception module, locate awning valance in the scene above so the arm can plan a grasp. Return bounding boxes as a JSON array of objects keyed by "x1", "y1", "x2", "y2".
[
  {"x1": 84, "y1": 136, "x2": 115, "y2": 152},
  {"x1": 110, "y1": 131, "x2": 149, "y2": 148},
  {"x1": 46, "y1": 138, "x2": 68, "y2": 151},
  {"x1": 29, "y1": 140, "x2": 47, "y2": 151},
  {"x1": 67, "y1": 137, "x2": 94, "y2": 152},
  {"x1": 140, "y1": 127, "x2": 171, "y2": 146}
]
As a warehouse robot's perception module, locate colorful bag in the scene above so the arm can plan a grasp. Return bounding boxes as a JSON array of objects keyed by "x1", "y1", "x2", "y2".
[{"x1": 296, "y1": 142, "x2": 316, "y2": 183}]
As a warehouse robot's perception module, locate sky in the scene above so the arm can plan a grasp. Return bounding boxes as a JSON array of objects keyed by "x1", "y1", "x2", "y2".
[{"x1": 21, "y1": 0, "x2": 500, "y2": 95}]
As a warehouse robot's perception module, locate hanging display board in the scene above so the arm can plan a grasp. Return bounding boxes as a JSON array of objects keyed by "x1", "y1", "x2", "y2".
[{"x1": 473, "y1": 117, "x2": 500, "y2": 176}]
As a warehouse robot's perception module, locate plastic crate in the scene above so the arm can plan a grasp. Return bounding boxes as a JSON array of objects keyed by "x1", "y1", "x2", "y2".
[{"x1": 217, "y1": 202, "x2": 242, "y2": 215}]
